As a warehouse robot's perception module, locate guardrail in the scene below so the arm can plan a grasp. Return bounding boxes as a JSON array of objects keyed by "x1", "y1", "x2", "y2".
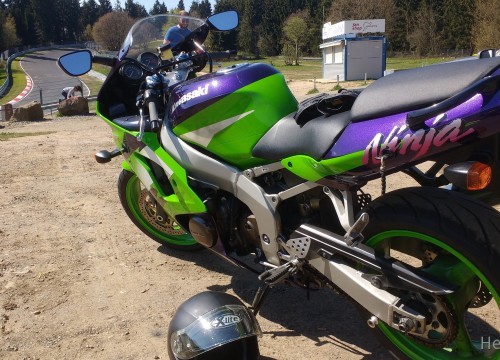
[{"x1": 0, "y1": 95, "x2": 98, "y2": 120}]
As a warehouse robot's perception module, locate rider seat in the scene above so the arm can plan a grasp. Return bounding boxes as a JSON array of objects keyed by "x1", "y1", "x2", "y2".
[{"x1": 253, "y1": 57, "x2": 500, "y2": 161}]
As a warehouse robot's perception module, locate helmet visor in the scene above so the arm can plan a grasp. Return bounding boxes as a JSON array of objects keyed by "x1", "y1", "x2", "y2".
[{"x1": 170, "y1": 304, "x2": 262, "y2": 360}]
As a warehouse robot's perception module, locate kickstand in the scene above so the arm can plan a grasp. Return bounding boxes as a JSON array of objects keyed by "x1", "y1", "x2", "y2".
[{"x1": 251, "y1": 284, "x2": 271, "y2": 316}]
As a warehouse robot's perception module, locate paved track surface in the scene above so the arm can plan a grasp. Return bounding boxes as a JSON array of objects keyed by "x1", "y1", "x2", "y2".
[{"x1": 13, "y1": 48, "x2": 88, "y2": 107}]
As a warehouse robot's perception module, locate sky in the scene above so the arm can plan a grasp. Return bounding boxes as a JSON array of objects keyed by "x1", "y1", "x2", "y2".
[{"x1": 135, "y1": 0, "x2": 216, "y2": 12}]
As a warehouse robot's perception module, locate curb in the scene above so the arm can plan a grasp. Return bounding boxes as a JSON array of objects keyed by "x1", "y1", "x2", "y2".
[{"x1": 8, "y1": 74, "x2": 33, "y2": 104}]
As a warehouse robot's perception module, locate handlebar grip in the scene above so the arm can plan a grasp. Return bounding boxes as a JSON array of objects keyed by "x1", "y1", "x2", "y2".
[
  {"x1": 92, "y1": 55, "x2": 116, "y2": 67},
  {"x1": 148, "y1": 101, "x2": 161, "y2": 133}
]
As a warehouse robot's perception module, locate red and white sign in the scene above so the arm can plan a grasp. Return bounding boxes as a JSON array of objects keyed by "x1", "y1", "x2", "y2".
[{"x1": 323, "y1": 19, "x2": 385, "y2": 39}]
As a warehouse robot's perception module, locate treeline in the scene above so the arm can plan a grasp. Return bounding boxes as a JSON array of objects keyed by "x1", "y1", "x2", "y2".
[
  {"x1": 0, "y1": 0, "x2": 498, "y2": 57},
  {"x1": 0, "y1": 0, "x2": 211, "y2": 51}
]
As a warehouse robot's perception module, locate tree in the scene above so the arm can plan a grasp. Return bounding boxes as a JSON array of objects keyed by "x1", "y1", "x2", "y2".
[
  {"x1": 327, "y1": 0, "x2": 398, "y2": 52},
  {"x1": 1, "y1": 13, "x2": 21, "y2": 49},
  {"x1": 442, "y1": 0, "x2": 474, "y2": 52},
  {"x1": 4, "y1": 0, "x2": 37, "y2": 45},
  {"x1": 92, "y1": 11, "x2": 135, "y2": 50},
  {"x1": 82, "y1": 23, "x2": 93, "y2": 41},
  {"x1": 114, "y1": 0, "x2": 122, "y2": 11},
  {"x1": 30, "y1": 0, "x2": 59, "y2": 44},
  {"x1": 189, "y1": 0, "x2": 212, "y2": 18},
  {"x1": 257, "y1": 0, "x2": 293, "y2": 56},
  {"x1": 150, "y1": 0, "x2": 167, "y2": 15},
  {"x1": 237, "y1": 0, "x2": 261, "y2": 57},
  {"x1": 389, "y1": 0, "x2": 420, "y2": 52},
  {"x1": 473, "y1": 0, "x2": 500, "y2": 51},
  {"x1": 176, "y1": 0, "x2": 185, "y2": 11},
  {"x1": 407, "y1": 1, "x2": 443, "y2": 55},
  {"x1": 209, "y1": 0, "x2": 239, "y2": 51},
  {"x1": 81, "y1": 0, "x2": 100, "y2": 27},
  {"x1": 98, "y1": 0, "x2": 113, "y2": 18},
  {"x1": 124, "y1": 0, "x2": 147, "y2": 18},
  {"x1": 282, "y1": 11, "x2": 308, "y2": 65}
]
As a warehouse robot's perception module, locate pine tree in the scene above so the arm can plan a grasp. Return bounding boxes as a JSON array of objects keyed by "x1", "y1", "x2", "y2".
[
  {"x1": 442, "y1": 0, "x2": 474, "y2": 52},
  {"x1": 238, "y1": 0, "x2": 261, "y2": 57},
  {"x1": 98, "y1": 0, "x2": 113, "y2": 18},
  {"x1": 81, "y1": 0, "x2": 100, "y2": 27},
  {"x1": 150, "y1": 0, "x2": 167, "y2": 15}
]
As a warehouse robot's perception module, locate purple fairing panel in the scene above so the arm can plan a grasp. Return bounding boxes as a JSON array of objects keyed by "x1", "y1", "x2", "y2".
[
  {"x1": 167, "y1": 63, "x2": 279, "y2": 128},
  {"x1": 325, "y1": 93, "x2": 499, "y2": 171}
]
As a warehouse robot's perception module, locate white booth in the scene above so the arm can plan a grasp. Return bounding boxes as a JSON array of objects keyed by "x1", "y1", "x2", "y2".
[{"x1": 321, "y1": 19, "x2": 386, "y2": 81}]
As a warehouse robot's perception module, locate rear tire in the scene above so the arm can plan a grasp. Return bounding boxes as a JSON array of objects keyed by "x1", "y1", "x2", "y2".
[
  {"x1": 359, "y1": 187, "x2": 500, "y2": 360},
  {"x1": 118, "y1": 169, "x2": 201, "y2": 251}
]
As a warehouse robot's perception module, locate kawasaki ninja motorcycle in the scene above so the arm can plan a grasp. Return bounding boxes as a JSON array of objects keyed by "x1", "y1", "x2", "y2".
[{"x1": 58, "y1": 10, "x2": 500, "y2": 359}]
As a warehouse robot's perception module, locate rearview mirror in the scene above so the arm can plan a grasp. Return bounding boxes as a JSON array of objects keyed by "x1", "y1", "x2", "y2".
[
  {"x1": 58, "y1": 50, "x2": 92, "y2": 76},
  {"x1": 207, "y1": 11, "x2": 239, "y2": 31},
  {"x1": 478, "y1": 49, "x2": 497, "y2": 59}
]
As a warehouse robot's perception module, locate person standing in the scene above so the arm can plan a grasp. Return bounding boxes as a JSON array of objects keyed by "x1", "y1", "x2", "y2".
[{"x1": 163, "y1": 10, "x2": 191, "y2": 49}]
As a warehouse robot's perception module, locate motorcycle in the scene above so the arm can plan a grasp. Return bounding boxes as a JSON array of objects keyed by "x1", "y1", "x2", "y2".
[{"x1": 58, "y1": 10, "x2": 500, "y2": 359}]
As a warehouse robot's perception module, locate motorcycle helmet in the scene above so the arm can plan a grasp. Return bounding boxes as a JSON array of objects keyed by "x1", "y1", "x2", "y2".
[{"x1": 167, "y1": 291, "x2": 262, "y2": 360}]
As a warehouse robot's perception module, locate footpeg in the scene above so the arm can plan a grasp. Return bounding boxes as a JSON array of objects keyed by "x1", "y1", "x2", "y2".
[
  {"x1": 344, "y1": 212, "x2": 369, "y2": 247},
  {"x1": 94, "y1": 148, "x2": 123, "y2": 163},
  {"x1": 258, "y1": 258, "x2": 302, "y2": 286},
  {"x1": 252, "y1": 258, "x2": 303, "y2": 316}
]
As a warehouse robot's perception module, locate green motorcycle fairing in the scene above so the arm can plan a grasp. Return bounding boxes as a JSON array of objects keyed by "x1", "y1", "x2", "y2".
[{"x1": 96, "y1": 101, "x2": 206, "y2": 219}]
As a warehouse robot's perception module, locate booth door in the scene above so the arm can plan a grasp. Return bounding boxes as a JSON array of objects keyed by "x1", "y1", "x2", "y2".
[{"x1": 346, "y1": 40, "x2": 383, "y2": 81}]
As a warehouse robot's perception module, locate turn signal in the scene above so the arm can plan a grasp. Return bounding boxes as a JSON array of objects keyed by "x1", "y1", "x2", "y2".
[
  {"x1": 444, "y1": 161, "x2": 491, "y2": 191},
  {"x1": 466, "y1": 162, "x2": 491, "y2": 190}
]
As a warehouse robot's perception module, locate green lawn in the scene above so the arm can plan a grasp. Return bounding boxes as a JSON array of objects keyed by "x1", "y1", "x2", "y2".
[
  {"x1": 386, "y1": 56, "x2": 455, "y2": 70},
  {"x1": 1, "y1": 58, "x2": 28, "y2": 104},
  {"x1": 215, "y1": 55, "x2": 456, "y2": 81}
]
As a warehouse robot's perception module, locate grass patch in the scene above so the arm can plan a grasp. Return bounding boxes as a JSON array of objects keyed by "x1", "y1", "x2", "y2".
[
  {"x1": 80, "y1": 73, "x2": 104, "y2": 97},
  {"x1": 93, "y1": 64, "x2": 111, "y2": 77},
  {"x1": 386, "y1": 56, "x2": 455, "y2": 70},
  {"x1": 220, "y1": 55, "x2": 456, "y2": 81},
  {"x1": 0, "y1": 131, "x2": 55, "y2": 141},
  {"x1": 1, "y1": 58, "x2": 27, "y2": 104},
  {"x1": 0, "y1": 61, "x2": 5, "y2": 84}
]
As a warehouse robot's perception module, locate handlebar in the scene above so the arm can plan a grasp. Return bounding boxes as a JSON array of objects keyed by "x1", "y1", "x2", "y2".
[
  {"x1": 93, "y1": 55, "x2": 116, "y2": 67},
  {"x1": 148, "y1": 101, "x2": 161, "y2": 132}
]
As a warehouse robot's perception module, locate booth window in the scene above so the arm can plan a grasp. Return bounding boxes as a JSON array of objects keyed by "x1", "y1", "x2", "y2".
[
  {"x1": 334, "y1": 45, "x2": 343, "y2": 64},
  {"x1": 325, "y1": 47, "x2": 333, "y2": 64}
]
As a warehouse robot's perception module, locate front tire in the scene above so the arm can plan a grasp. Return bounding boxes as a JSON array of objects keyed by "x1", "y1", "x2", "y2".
[
  {"x1": 360, "y1": 187, "x2": 500, "y2": 360},
  {"x1": 118, "y1": 169, "x2": 201, "y2": 251}
]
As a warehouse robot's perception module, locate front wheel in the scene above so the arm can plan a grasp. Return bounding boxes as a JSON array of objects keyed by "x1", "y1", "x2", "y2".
[
  {"x1": 360, "y1": 187, "x2": 500, "y2": 360},
  {"x1": 118, "y1": 169, "x2": 201, "y2": 251}
]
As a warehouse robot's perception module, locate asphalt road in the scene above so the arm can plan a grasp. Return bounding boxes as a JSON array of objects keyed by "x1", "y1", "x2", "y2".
[{"x1": 14, "y1": 48, "x2": 89, "y2": 108}]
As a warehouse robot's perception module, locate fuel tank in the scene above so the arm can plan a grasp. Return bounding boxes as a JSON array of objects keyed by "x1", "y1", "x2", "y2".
[{"x1": 167, "y1": 63, "x2": 298, "y2": 168}]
